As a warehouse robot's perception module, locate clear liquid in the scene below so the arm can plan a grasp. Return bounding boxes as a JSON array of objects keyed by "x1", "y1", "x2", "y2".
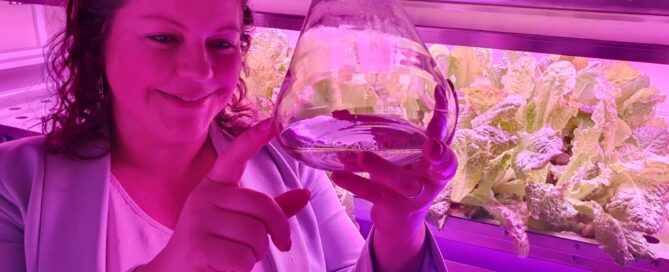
[{"x1": 279, "y1": 112, "x2": 426, "y2": 172}]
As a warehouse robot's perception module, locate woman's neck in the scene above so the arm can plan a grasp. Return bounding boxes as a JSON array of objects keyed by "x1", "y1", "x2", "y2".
[
  {"x1": 109, "y1": 121, "x2": 219, "y2": 230},
  {"x1": 110, "y1": 122, "x2": 216, "y2": 184}
]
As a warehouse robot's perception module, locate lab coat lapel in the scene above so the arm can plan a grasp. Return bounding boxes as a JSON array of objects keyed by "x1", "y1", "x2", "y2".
[{"x1": 39, "y1": 142, "x2": 111, "y2": 271}]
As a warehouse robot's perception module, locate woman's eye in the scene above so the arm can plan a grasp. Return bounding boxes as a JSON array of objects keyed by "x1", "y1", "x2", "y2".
[
  {"x1": 208, "y1": 40, "x2": 234, "y2": 49},
  {"x1": 148, "y1": 35, "x2": 178, "y2": 44}
]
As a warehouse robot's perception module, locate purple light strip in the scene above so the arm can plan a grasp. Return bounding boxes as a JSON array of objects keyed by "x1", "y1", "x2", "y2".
[
  {"x1": 354, "y1": 197, "x2": 667, "y2": 272},
  {"x1": 418, "y1": 0, "x2": 669, "y2": 16}
]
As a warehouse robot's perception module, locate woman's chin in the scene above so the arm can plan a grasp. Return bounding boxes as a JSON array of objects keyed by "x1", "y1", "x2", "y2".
[{"x1": 156, "y1": 119, "x2": 212, "y2": 143}]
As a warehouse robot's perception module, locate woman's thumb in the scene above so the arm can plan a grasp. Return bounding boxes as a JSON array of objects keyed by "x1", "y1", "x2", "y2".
[{"x1": 275, "y1": 189, "x2": 311, "y2": 217}]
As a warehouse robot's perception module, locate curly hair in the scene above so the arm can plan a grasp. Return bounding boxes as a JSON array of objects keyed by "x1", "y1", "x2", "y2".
[{"x1": 42, "y1": 0, "x2": 257, "y2": 158}]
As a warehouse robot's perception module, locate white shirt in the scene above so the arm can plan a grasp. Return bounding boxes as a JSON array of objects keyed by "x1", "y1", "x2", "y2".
[
  {"x1": 105, "y1": 174, "x2": 279, "y2": 272},
  {"x1": 105, "y1": 174, "x2": 171, "y2": 272}
]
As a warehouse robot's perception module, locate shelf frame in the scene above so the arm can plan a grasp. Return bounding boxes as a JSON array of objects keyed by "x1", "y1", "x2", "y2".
[
  {"x1": 254, "y1": 11, "x2": 669, "y2": 65},
  {"x1": 354, "y1": 197, "x2": 669, "y2": 272}
]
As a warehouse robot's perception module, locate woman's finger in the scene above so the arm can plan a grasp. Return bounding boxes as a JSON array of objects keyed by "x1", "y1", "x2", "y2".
[
  {"x1": 413, "y1": 145, "x2": 458, "y2": 188},
  {"x1": 426, "y1": 82, "x2": 455, "y2": 142},
  {"x1": 330, "y1": 171, "x2": 386, "y2": 203},
  {"x1": 355, "y1": 151, "x2": 424, "y2": 198},
  {"x1": 208, "y1": 117, "x2": 277, "y2": 186},
  {"x1": 202, "y1": 209, "x2": 270, "y2": 262},
  {"x1": 422, "y1": 138, "x2": 447, "y2": 164},
  {"x1": 274, "y1": 189, "x2": 311, "y2": 217},
  {"x1": 196, "y1": 181, "x2": 292, "y2": 251},
  {"x1": 203, "y1": 236, "x2": 257, "y2": 272},
  {"x1": 436, "y1": 147, "x2": 458, "y2": 180}
]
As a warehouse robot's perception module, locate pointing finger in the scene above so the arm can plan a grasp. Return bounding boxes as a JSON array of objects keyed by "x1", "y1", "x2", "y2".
[{"x1": 208, "y1": 118, "x2": 277, "y2": 186}]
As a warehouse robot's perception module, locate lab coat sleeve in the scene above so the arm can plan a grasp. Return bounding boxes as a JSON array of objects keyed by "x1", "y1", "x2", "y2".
[
  {"x1": 0, "y1": 139, "x2": 41, "y2": 272},
  {"x1": 0, "y1": 176, "x2": 26, "y2": 272},
  {"x1": 300, "y1": 165, "x2": 448, "y2": 272}
]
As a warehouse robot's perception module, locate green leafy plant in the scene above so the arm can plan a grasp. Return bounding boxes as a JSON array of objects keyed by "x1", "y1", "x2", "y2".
[
  {"x1": 243, "y1": 29, "x2": 669, "y2": 265},
  {"x1": 427, "y1": 47, "x2": 669, "y2": 266},
  {"x1": 242, "y1": 28, "x2": 293, "y2": 118}
]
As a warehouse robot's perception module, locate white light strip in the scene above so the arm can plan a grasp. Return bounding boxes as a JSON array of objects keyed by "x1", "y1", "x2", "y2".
[{"x1": 249, "y1": 0, "x2": 669, "y2": 45}]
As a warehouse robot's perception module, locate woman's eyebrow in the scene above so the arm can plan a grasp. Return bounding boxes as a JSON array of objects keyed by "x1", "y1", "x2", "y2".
[
  {"x1": 138, "y1": 14, "x2": 241, "y2": 32},
  {"x1": 139, "y1": 14, "x2": 185, "y2": 28}
]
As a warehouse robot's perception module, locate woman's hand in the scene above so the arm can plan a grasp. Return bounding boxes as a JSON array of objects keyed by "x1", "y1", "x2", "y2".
[
  {"x1": 331, "y1": 82, "x2": 457, "y2": 229},
  {"x1": 138, "y1": 119, "x2": 311, "y2": 272},
  {"x1": 331, "y1": 144, "x2": 456, "y2": 231},
  {"x1": 330, "y1": 83, "x2": 458, "y2": 271}
]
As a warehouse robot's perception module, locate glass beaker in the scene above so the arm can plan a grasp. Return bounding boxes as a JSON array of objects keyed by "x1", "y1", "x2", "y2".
[{"x1": 273, "y1": 0, "x2": 459, "y2": 172}]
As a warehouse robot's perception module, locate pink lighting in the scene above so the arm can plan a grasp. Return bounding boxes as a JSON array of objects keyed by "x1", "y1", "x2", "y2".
[
  {"x1": 1, "y1": 1, "x2": 669, "y2": 272},
  {"x1": 0, "y1": 4, "x2": 38, "y2": 52}
]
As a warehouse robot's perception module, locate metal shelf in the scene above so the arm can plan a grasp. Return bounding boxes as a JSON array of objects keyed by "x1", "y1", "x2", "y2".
[
  {"x1": 0, "y1": 48, "x2": 45, "y2": 71},
  {"x1": 255, "y1": 11, "x2": 669, "y2": 64},
  {"x1": 249, "y1": 0, "x2": 669, "y2": 64},
  {"x1": 421, "y1": 0, "x2": 669, "y2": 16},
  {"x1": 15, "y1": 0, "x2": 669, "y2": 15}
]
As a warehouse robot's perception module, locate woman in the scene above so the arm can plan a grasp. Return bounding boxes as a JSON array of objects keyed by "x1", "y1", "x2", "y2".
[{"x1": 0, "y1": 0, "x2": 457, "y2": 271}]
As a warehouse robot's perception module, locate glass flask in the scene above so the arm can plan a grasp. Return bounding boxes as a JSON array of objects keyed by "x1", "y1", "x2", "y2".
[{"x1": 273, "y1": 0, "x2": 459, "y2": 172}]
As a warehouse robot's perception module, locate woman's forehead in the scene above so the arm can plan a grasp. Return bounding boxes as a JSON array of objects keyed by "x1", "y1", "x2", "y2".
[{"x1": 120, "y1": 0, "x2": 243, "y2": 29}]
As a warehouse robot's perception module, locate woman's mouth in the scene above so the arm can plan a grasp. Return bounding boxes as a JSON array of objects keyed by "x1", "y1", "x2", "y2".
[{"x1": 156, "y1": 89, "x2": 216, "y2": 108}]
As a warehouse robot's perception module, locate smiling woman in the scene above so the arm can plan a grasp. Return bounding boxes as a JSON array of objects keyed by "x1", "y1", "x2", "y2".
[
  {"x1": 104, "y1": 1, "x2": 248, "y2": 156},
  {"x1": 0, "y1": 0, "x2": 454, "y2": 271},
  {"x1": 42, "y1": 0, "x2": 257, "y2": 158}
]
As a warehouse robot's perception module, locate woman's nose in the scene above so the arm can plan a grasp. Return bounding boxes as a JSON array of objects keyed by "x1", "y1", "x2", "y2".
[{"x1": 176, "y1": 45, "x2": 214, "y2": 82}]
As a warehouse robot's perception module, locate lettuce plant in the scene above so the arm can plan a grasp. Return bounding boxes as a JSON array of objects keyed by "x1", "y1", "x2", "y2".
[
  {"x1": 243, "y1": 29, "x2": 669, "y2": 265},
  {"x1": 427, "y1": 46, "x2": 669, "y2": 266}
]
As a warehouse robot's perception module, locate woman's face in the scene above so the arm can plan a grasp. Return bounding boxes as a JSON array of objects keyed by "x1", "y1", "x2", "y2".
[{"x1": 105, "y1": 0, "x2": 243, "y2": 143}]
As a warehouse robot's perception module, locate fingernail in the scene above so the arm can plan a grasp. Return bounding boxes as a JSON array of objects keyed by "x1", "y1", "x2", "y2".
[{"x1": 285, "y1": 239, "x2": 292, "y2": 251}]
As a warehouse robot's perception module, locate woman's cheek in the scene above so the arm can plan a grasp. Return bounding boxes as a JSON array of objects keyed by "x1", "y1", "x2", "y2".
[
  {"x1": 142, "y1": 49, "x2": 179, "y2": 80},
  {"x1": 213, "y1": 51, "x2": 243, "y2": 88}
]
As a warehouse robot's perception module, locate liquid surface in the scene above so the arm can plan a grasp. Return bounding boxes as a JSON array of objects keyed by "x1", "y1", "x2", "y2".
[{"x1": 279, "y1": 112, "x2": 426, "y2": 171}]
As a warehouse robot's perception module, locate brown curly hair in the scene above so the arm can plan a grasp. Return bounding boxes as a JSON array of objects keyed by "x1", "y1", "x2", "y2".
[{"x1": 42, "y1": 0, "x2": 257, "y2": 158}]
